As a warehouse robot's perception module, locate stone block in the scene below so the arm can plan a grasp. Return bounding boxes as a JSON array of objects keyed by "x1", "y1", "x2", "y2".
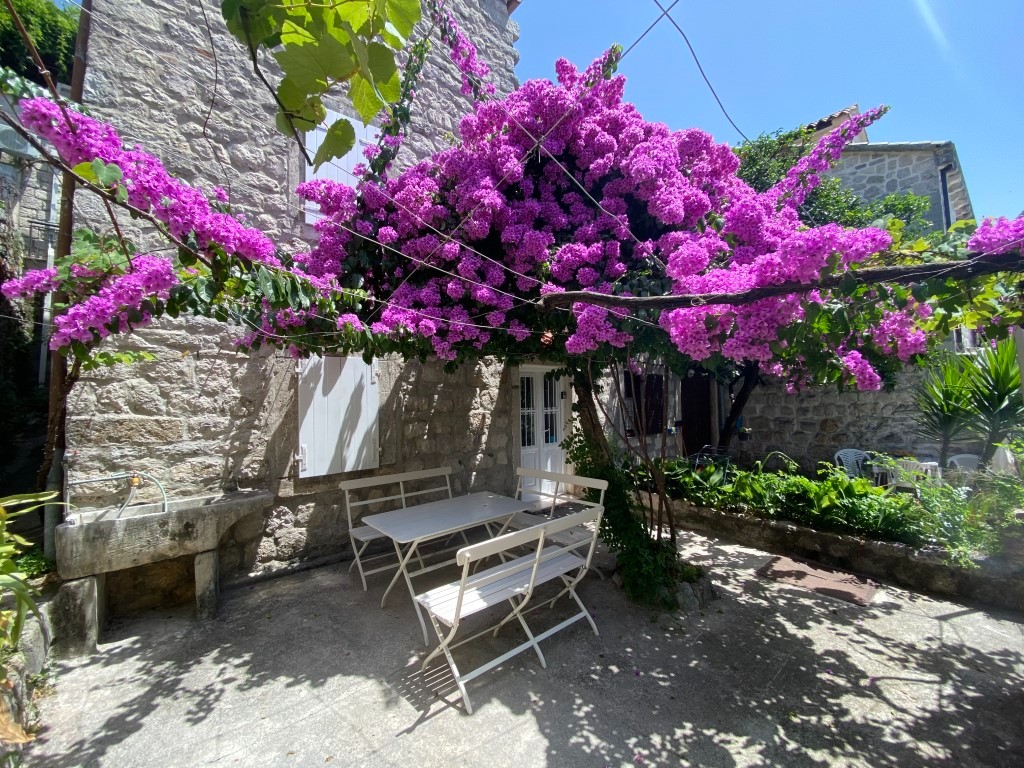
[
  {"x1": 218, "y1": 542, "x2": 242, "y2": 575},
  {"x1": 194, "y1": 550, "x2": 219, "y2": 619},
  {"x1": 256, "y1": 537, "x2": 278, "y2": 563},
  {"x1": 265, "y1": 505, "x2": 294, "y2": 534},
  {"x1": 50, "y1": 575, "x2": 106, "y2": 658},
  {"x1": 231, "y1": 511, "x2": 265, "y2": 542},
  {"x1": 295, "y1": 502, "x2": 318, "y2": 526},
  {"x1": 74, "y1": 416, "x2": 184, "y2": 445},
  {"x1": 274, "y1": 528, "x2": 307, "y2": 560}
]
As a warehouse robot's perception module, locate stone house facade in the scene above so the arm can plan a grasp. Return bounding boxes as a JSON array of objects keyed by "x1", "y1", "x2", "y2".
[{"x1": 58, "y1": 0, "x2": 526, "y2": 613}]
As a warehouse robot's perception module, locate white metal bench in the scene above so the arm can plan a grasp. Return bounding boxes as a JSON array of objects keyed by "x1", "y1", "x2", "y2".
[
  {"x1": 340, "y1": 467, "x2": 453, "y2": 590},
  {"x1": 510, "y1": 467, "x2": 607, "y2": 523},
  {"x1": 414, "y1": 505, "x2": 604, "y2": 714},
  {"x1": 508, "y1": 468, "x2": 607, "y2": 557}
]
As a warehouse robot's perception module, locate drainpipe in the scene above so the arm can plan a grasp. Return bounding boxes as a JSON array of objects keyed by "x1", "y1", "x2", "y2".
[
  {"x1": 939, "y1": 163, "x2": 955, "y2": 230},
  {"x1": 37, "y1": 171, "x2": 59, "y2": 385},
  {"x1": 43, "y1": 0, "x2": 92, "y2": 560}
]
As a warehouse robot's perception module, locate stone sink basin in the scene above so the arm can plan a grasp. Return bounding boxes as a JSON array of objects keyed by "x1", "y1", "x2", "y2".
[{"x1": 56, "y1": 490, "x2": 274, "y2": 580}]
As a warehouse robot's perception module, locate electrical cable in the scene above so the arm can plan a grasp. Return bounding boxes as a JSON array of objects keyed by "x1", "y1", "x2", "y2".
[{"x1": 650, "y1": 0, "x2": 749, "y2": 143}]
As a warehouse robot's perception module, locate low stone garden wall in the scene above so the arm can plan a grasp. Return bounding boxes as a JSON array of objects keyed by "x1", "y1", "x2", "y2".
[{"x1": 668, "y1": 499, "x2": 1024, "y2": 612}]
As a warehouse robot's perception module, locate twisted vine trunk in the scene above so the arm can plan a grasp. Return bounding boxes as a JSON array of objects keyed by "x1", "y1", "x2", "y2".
[
  {"x1": 571, "y1": 369, "x2": 613, "y2": 465},
  {"x1": 717, "y1": 361, "x2": 760, "y2": 451}
]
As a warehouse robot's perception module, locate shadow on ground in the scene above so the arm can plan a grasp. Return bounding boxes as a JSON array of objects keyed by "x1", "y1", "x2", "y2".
[{"x1": 28, "y1": 533, "x2": 1024, "y2": 767}]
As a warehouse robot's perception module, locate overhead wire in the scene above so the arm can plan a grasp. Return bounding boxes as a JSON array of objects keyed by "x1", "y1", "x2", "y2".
[
  {"x1": 650, "y1": 0, "x2": 749, "y2": 143},
  {"x1": 37, "y1": 0, "x2": 1016, "y2": 345}
]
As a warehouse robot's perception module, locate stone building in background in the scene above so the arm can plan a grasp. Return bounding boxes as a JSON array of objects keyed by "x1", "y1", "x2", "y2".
[
  {"x1": 0, "y1": 97, "x2": 60, "y2": 493},
  {"x1": 732, "y1": 109, "x2": 977, "y2": 471},
  {"x1": 55, "y1": 0, "x2": 526, "y2": 617}
]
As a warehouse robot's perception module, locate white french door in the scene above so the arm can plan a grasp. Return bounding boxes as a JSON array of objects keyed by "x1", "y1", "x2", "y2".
[{"x1": 518, "y1": 366, "x2": 569, "y2": 500}]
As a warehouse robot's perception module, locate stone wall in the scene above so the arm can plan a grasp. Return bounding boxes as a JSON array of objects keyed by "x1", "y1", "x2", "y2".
[
  {"x1": 733, "y1": 368, "x2": 981, "y2": 471},
  {"x1": 1, "y1": 155, "x2": 57, "y2": 301},
  {"x1": 64, "y1": 0, "x2": 524, "y2": 594},
  {"x1": 829, "y1": 142, "x2": 974, "y2": 231}
]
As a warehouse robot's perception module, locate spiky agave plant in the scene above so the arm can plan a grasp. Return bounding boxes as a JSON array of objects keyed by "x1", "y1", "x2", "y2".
[
  {"x1": 963, "y1": 338, "x2": 1024, "y2": 463},
  {"x1": 912, "y1": 354, "x2": 973, "y2": 467}
]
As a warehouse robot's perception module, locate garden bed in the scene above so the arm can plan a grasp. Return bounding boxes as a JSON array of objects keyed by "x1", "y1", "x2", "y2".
[{"x1": 668, "y1": 499, "x2": 1024, "y2": 611}]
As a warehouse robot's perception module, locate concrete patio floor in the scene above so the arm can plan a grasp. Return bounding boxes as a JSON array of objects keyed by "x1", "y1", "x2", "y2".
[{"x1": 27, "y1": 532, "x2": 1024, "y2": 767}]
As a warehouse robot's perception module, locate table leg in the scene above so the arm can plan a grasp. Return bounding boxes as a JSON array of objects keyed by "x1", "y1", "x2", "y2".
[
  {"x1": 381, "y1": 539, "x2": 416, "y2": 607},
  {"x1": 380, "y1": 537, "x2": 430, "y2": 645}
]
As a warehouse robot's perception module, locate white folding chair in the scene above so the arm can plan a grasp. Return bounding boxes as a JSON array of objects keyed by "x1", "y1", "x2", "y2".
[{"x1": 948, "y1": 453, "x2": 981, "y2": 471}]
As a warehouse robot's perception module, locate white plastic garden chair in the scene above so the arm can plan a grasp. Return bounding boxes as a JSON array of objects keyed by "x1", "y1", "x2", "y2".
[
  {"x1": 833, "y1": 448, "x2": 869, "y2": 478},
  {"x1": 948, "y1": 454, "x2": 981, "y2": 471}
]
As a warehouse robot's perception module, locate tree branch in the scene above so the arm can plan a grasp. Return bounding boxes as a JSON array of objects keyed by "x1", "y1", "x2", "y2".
[
  {"x1": 240, "y1": 11, "x2": 313, "y2": 167},
  {"x1": 537, "y1": 251, "x2": 1024, "y2": 312}
]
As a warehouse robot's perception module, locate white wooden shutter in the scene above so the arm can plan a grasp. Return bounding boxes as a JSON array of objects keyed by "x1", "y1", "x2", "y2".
[
  {"x1": 297, "y1": 356, "x2": 380, "y2": 477},
  {"x1": 304, "y1": 110, "x2": 378, "y2": 224}
]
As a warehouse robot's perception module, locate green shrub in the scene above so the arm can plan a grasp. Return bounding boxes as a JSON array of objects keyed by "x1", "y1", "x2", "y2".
[
  {"x1": 0, "y1": 492, "x2": 54, "y2": 681},
  {"x1": 0, "y1": 0, "x2": 79, "y2": 85},
  {"x1": 14, "y1": 548, "x2": 55, "y2": 579},
  {"x1": 646, "y1": 454, "x2": 1002, "y2": 558}
]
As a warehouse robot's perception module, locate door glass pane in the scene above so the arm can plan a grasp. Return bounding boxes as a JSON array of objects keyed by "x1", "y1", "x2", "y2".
[
  {"x1": 520, "y1": 376, "x2": 536, "y2": 447},
  {"x1": 543, "y1": 375, "x2": 559, "y2": 444}
]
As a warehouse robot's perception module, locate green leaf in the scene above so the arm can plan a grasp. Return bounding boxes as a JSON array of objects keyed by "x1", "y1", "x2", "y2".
[
  {"x1": 386, "y1": 0, "x2": 421, "y2": 40},
  {"x1": 73, "y1": 161, "x2": 98, "y2": 183},
  {"x1": 90, "y1": 159, "x2": 123, "y2": 187},
  {"x1": 339, "y1": 19, "x2": 370, "y2": 75},
  {"x1": 349, "y1": 73, "x2": 384, "y2": 124},
  {"x1": 273, "y1": 28, "x2": 356, "y2": 91},
  {"x1": 313, "y1": 118, "x2": 356, "y2": 170},
  {"x1": 223, "y1": 0, "x2": 277, "y2": 49},
  {"x1": 380, "y1": 24, "x2": 404, "y2": 50},
  {"x1": 367, "y1": 42, "x2": 401, "y2": 103},
  {"x1": 257, "y1": 267, "x2": 276, "y2": 301},
  {"x1": 178, "y1": 246, "x2": 197, "y2": 268},
  {"x1": 335, "y1": 0, "x2": 373, "y2": 35},
  {"x1": 276, "y1": 78, "x2": 327, "y2": 132}
]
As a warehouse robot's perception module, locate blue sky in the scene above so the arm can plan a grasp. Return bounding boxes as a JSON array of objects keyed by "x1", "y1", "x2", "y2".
[{"x1": 512, "y1": 0, "x2": 1023, "y2": 220}]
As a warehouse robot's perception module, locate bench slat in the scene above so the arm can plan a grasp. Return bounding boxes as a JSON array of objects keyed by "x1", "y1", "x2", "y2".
[
  {"x1": 339, "y1": 466, "x2": 453, "y2": 492},
  {"x1": 349, "y1": 524, "x2": 386, "y2": 543},
  {"x1": 415, "y1": 550, "x2": 585, "y2": 626},
  {"x1": 348, "y1": 493, "x2": 406, "y2": 509}
]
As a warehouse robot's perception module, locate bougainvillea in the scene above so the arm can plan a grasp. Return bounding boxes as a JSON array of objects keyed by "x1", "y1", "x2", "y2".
[
  {"x1": 4, "y1": 35, "x2": 1023, "y2": 391},
  {"x1": 290, "y1": 51, "x2": 923, "y2": 389}
]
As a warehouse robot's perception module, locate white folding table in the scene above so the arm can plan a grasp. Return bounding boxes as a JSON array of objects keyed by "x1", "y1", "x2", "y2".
[{"x1": 363, "y1": 491, "x2": 529, "y2": 644}]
